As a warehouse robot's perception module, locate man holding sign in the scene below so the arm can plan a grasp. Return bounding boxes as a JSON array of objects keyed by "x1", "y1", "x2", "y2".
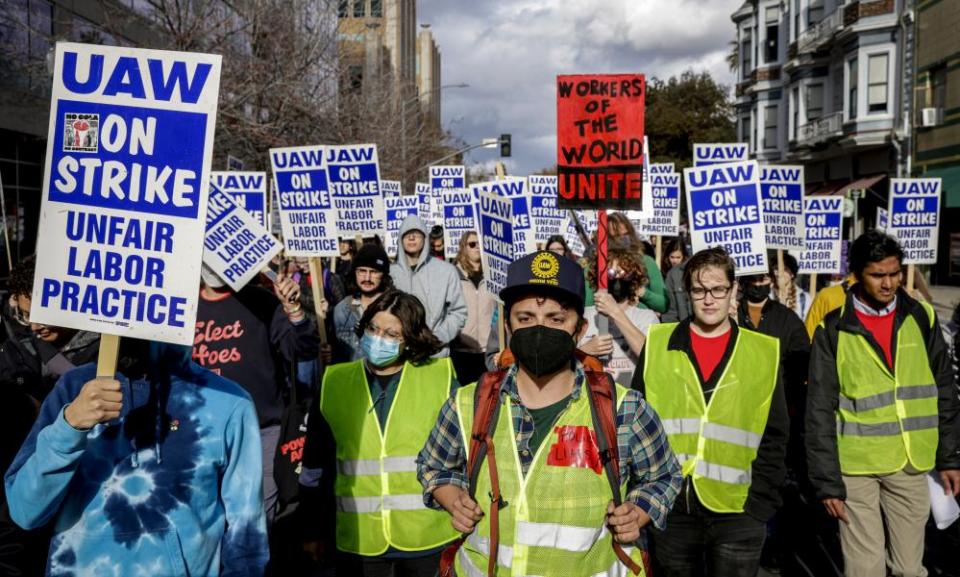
[{"x1": 7, "y1": 42, "x2": 270, "y2": 576}]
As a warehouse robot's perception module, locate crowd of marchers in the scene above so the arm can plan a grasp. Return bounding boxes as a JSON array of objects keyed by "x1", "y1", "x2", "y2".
[{"x1": 0, "y1": 211, "x2": 958, "y2": 577}]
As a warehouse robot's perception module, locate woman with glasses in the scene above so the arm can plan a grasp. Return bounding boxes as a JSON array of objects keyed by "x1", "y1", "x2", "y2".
[
  {"x1": 450, "y1": 231, "x2": 495, "y2": 385},
  {"x1": 299, "y1": 290, "x2": 460, "y2": 577}
]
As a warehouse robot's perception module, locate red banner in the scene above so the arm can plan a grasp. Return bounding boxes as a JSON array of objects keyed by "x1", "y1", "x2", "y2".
[{"x1": 556, "y1": 74, "x2": 645, "y2": 210}]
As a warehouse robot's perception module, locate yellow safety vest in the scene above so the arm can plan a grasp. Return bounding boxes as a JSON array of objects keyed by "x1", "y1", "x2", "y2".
[
  {"x1": 319, "y1": 358, "x2": 459, "y2": 555},
  {"x1": 453, "y1": 380, "x2": 647, "y2": 577},
  {"x1": 643, "y1": 323, "x2": 779, "y2": 514},
  {"x1": 835, "y1": 301, "x2": 939, "y2": 474}
]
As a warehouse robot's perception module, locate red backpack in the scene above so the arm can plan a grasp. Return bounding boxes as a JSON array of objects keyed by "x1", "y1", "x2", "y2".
[{"x1": 439, "y1": 349, "x2": 647, "y2": 577}]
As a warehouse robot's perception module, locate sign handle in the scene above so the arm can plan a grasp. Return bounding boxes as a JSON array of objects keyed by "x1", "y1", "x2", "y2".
[
  {"x1": 96, "y1": 334, "x2": 121, "y2": 378},
  {"x1": 777, "y1": 250, "x2": 786, "y2": 302},
  {"x1": 596, "y1": 210, "x2": 609, "y2": 335},
  {"x1": 655, "y1": 235, "x2": 662, "y2": 269},
  {"x1": 906, "y1": 264, "x2": 915, "y2": 294},
  {"x1": 308, "y1": 257, "x2": 328, "y2": 344},
  {"x1": 498, "y1": 302, "x2": 505, "y2": 354},
  {"x1": 0, "y1": 174, "x2": 12, "y2": 272},
  {"x1": 809, "y1": 273, "x2": 818, "y2": 303}
]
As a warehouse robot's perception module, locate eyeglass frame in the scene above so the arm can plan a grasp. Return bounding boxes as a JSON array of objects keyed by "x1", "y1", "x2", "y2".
[
  {"x1": 689, "y1": 285, "x2": 734, "y2": 301},
  {"x1": 364, "y1": 322, "x2": 403, "y2": 343}
]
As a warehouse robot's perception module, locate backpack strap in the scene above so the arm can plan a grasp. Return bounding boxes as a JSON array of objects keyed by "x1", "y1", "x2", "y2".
[{"x1": 585, "y1": 370, "x2": 644, "y2": 576}]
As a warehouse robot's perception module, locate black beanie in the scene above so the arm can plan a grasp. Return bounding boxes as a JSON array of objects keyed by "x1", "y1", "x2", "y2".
[{"x1": 352, "y1": 244, "x2": 390, "y2": 274}]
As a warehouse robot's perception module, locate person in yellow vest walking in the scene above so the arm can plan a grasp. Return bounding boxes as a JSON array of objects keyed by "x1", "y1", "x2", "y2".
[
  {"x1": 299, "y1": 289, "x2": 460, "y2": 576},
  {"x1": 417, "y1": 250, "x2": 682, "y2": 577},
  {"x1": 806, "y1": 231, "x2": 960, "y2": 577},
  {"x1": 631, "y1": 247, "x2": 790, "y2": 577}
]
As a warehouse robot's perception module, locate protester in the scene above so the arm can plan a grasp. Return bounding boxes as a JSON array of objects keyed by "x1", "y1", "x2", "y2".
[
  {"x1": 451, "y1": 231, "x2": 495, "y2": 385},
  {"x1": 196, "y1": 265, "x2": 320, "y2": 523},
  {"x1": 1, "y1": 256, "x2": 100, "y2": 403},
  {"x1": 805, "y1": 273, "x2": 856, "y2": 339},
  {"x1": 633, "y1": 247, "x2": 789, "y2": 577},
  {"x1": 429, "y1": 225, "x2": 445, "y2": 260},
  {"x1": 771, "y1": 253, "x2": 811, "y2": 322},
  {"x1": 391, "y1": 215, "x2": 467, "y2": 357},
  {"x1": 335, "y1": 238, "x2": 357, "y2": 289},
  {"x1": 331, "y1": 244, "x2": 393, "y2": 363},
  {"x1": 581, "y1": 246, "x2": 658, "y2": 386},
  {"x1": 4, "y1": 338, "x2": 268, "y2": 575},
  {"x1": 596, "y1": 212, "x2": 668, "y2": 313},
  {"x1": 806, "y1": 230, "x2": 960, "y2": 577},
  {"x1": 545, "y1": 233, "x2": 578, "y2": 261},
  {"x1": 662, "y1": 237, "x2": 689, "y2": 276},
  {"x1": 662, "y1": 237, "x2": 692, "y2": 323},
  {"x1": 418, "y1": 250, "x2": 682, "y2": 577},
  {"x1": 300, "y1": 290, "x2": 459, "y2": 577}
]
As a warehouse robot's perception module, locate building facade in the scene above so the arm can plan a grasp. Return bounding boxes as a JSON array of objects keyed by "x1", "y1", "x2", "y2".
[
  {"x1": 417, "y1": 24, "x2": 441, "y2": 127},
  {"x1": 732, "y1": 0, "x2": 915, "y2": 244},
  {"x1": 337, "y1": 0, "x2": 418, "y2": 97}
]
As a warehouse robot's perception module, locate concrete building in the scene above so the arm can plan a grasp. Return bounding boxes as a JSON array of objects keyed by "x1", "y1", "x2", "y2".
[
  {"x1": 337, "y1": 0, "x2": 417, "y2": 97},
  {"x1": 417, "y1": 24, "x2": 441, "y2": 127},
  {"x1": 732, "y1": 0, "x2": 915, "y2": 240},
  {"x1": 914, "y1": 0, "x2": 960, "y2": 282}
]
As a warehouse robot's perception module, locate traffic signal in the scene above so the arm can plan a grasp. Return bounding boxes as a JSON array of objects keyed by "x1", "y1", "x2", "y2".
[{"x1": 500, "y1": 134, "x2": 511, "y2": 157}]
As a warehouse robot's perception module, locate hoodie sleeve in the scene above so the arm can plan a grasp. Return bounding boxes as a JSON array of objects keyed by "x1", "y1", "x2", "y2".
[
  {"x1": 432, "y1": 265, "x2": 468, "y2": 346},
  {"x1": 271, "y1": 302, "x2": 320, "y2": 363},
  {"x1": 220, "y1": 399, "x2": 269, "y2": 576},
  {"x1": 4, "y1": 371, "x2": 90, "y2": 530}
]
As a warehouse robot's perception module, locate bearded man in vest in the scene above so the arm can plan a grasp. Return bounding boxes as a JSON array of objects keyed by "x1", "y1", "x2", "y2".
[
  {"x1": 418, "y1": 250, "x2": 682, "y2": 577},
  {"x1": 631, "y1": 247, "x2": 790, "y2": 577},
  {"x1": 300, "y1": 290, "x2": 460, "y2": 576},
  {"x1": 806, "y1": 230, "x2": 960, "y2": 577}
]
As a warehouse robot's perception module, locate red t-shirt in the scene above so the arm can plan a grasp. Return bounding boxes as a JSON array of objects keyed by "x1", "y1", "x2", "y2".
[
  {"x1": 855, "y1": 308, "x2": 896, "y2": 368},
  {"x1": 690, "y1": 328, "x2": 732, "y2": 382}
]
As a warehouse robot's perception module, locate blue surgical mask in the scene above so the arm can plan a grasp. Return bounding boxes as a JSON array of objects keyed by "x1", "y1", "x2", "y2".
[{"x1": 361, "y1": 333, "x2": 401, "y2": 367}]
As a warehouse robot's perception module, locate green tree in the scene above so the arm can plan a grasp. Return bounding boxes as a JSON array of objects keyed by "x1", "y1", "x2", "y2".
[{"x1": 645, "y1": 70, "x2": 736, "y2": 170}]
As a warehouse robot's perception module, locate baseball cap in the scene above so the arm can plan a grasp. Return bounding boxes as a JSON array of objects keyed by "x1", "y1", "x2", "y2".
[{"x1": 500, "y1": 251, "x2": 586, "y2": 314}]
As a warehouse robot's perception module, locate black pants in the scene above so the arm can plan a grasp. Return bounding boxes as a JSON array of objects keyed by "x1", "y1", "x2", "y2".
[
  {"x1": 651, "y1": 487, "x2": 766, "y2": 577},
  {"x1": 337, "y1": 551, "x2": 441, "y2": 577}
]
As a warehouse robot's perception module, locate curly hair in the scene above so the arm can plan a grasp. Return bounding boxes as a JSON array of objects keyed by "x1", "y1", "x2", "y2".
[
  {"x1": 355, "y1": 290, "x2": 442, "y2": 365},
  {"x1": 586, "y1": 247, "x2": 649, "y2": 294},
  {"x1": 9, "y1": 255, "x2": 36, "y2": 298}
]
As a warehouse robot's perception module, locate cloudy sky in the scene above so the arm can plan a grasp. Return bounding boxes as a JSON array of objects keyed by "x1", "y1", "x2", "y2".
[{"x1": 417, "y1": 0, "x2": 744, "y2": 176}]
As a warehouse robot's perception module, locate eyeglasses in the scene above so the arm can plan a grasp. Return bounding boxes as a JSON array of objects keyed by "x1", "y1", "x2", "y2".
[
  {"x1": 690, "y1": 285, "x2": 733, "y2": 300},
  {"x1": 365, "y1": 322, "x2": 403, "y2": 343},
  {"x1": 467, "y1": 241, "x2": 478, "y2": 248}
]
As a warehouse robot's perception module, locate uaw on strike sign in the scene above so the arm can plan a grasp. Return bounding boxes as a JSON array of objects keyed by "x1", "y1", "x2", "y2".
[
  {"x1": 31, "y1": 43, "x2": 221, "y2": 346},
  {"x1": 557, "y1": 74, "x2": 645, "y2": 210}
]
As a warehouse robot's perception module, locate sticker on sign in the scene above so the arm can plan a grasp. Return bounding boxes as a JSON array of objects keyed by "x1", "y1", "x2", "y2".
[{"x1": 31, "y1": 42, "x2": 222, "y2": 346}]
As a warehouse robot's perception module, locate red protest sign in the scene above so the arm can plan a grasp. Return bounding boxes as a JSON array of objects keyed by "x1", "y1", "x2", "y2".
[{"x1": 556, "y1": 74, "x2": 645, "y2": 210}]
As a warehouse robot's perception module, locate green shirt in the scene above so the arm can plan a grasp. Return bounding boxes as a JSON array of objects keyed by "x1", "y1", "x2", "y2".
[
  {"x1": 527, "y1": 394, "x2": 573, "y2": 456},
  {"x1": 583, "y1": 254, "x2": 667, "y2": 313}
]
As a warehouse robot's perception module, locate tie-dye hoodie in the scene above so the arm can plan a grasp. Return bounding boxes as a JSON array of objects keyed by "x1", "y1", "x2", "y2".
[{"x1": 4, "y1": 342, "x2": 268, "y2": 576}]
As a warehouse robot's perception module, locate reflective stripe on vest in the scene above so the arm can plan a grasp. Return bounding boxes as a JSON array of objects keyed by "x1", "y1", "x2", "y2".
[
  {"x1": 835, "y1": 301, "x2": 940, "y2": 475},
  {"x1": 319, "y1": 359, "x2": 459, "y2": 555},
  {"x1": 643, "y1": 323, "x2": 780, "y2": 514},
  {"x1": 454, "y1": 378, "x2": 647, "y2": 577}
]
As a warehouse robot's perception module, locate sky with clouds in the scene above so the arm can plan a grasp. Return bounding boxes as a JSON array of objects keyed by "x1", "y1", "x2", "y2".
[{"x1": 417, "y1": 0, "x2": 744, "y2": 176}]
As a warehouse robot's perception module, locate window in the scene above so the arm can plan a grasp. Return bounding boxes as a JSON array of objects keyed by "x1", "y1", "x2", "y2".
[
  {"x1": 741, "y1": 115, "x2": 752, "y2": 145},
  {"x1": 765, "y1": 6, "x2": 780, "y2": 63},
  {"x1": 931, "y1": 65, "x2": 947, "y2": 109},
  {"x1": 867, "y1": 53, "x2": 889, "y2": 114},
  {"x1": 370, "y1": 0, "x2": 382, "y2": 17},
  {"x1": 792, "y1": 87, "x2": 800, "y2": 139},
  {"x1": 348, "y1": 65, "x2": 363, "y2": 91},
  {"x1": 751, "y1": 109, "x2": 757, "y2": 151},
  {"x1": 808, "y1": 0, "x2": 824, "y2": 25},
  {"x1": 353, "y1": 0, "x2": 365, "y2": 17},
  {"x1": 741, "y1": 29, "x2": 753, "y2": 73},
  {"x1": 793, "y1": 0, "x2": 802, "y2": 40},
  {"x1": 338, "y1": 0, "x2": 348, "y2": 17},
  {"x1": 848, "y1": 58, "x2": 858, "y2": 119},
  {"x1": 806, "y1": 83, "x2": 824, "y2": 120},
  {"x1": 764, "y1": 105, "x2": 779, "y2": 149}
]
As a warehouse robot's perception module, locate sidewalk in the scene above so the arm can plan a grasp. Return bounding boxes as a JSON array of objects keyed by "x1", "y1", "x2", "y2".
[{"x1": 928, "y1": 284, "x2": 960, "y2": 322}]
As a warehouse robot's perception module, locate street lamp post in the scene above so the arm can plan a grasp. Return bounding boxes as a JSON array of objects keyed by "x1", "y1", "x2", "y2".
[{"x1": 400, "y1": 83, "x2": 468, "y2": 188}]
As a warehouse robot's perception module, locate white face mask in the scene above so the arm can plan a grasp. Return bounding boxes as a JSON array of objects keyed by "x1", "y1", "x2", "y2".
[{"x1": 200, "y1": 264, "x2": 226, "y2": 289}]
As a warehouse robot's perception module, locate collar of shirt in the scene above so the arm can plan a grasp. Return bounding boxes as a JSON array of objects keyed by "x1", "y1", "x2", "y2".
[
  {"x1": 499, "y1": 361, "x2": 586, "y2": 405},
  {"x1": 851, "y1": 292, "x2": 896, "y2": 317}
]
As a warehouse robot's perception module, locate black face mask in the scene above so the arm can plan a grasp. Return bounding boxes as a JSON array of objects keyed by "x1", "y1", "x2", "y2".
[
  {"x1": 608, "y1": 278, "x2": 635, "y2": 303},
  {"x1": 745, "y1": 284, "x2": 771, "y2": 304},
  {"x1": 510, "y1": 325, "x2": 576, "y2": 378}
]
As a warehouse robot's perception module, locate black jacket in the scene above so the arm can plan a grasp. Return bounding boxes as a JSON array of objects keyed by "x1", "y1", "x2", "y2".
[
  {"x1": 632, "y1": 319, "x2": 790, "y2": 521},
  {"x1": 806, "y1": 289, "x2": 960, "y2": 500}
]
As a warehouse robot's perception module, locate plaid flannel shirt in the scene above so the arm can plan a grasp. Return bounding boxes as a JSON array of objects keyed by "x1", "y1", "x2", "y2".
[{"x1": 416, "y1": 362, "x2": 682, "y2": 530}]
